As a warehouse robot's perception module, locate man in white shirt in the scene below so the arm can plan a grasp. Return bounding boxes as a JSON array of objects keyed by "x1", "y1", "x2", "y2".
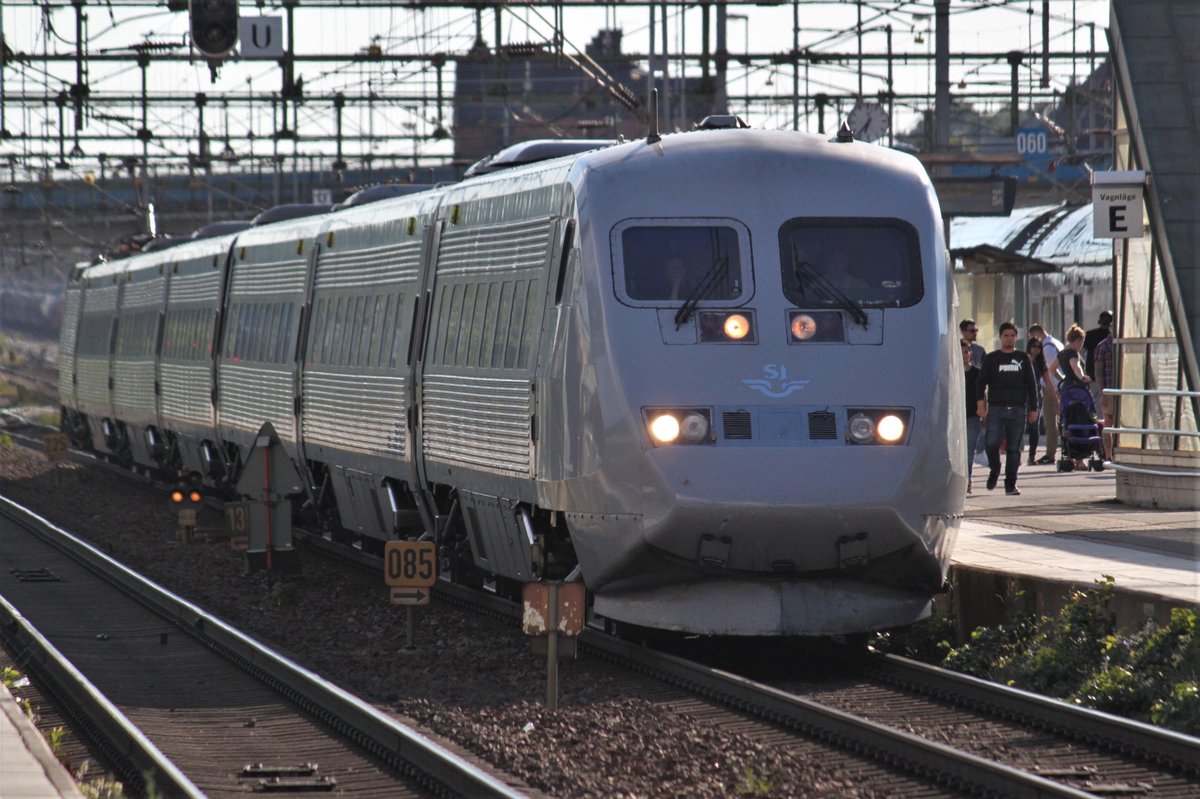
[{"x1": 1028, "y1": 324, "x2": 1064, "y2": 464}]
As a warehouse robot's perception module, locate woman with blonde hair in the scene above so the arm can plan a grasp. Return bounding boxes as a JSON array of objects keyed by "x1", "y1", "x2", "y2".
[{"x1": 1057, "y1": 324, "x2": 1090, "y2": 392}]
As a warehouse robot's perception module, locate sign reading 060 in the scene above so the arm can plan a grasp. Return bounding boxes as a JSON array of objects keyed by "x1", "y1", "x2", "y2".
[{"x1": 384, "y1": 540, "x2": 437, "y2": 588}]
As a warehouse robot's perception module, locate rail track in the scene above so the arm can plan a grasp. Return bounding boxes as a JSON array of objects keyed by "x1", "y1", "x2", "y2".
[
  {"x1": 3, "y1": 421, "x2": 1199, "y2": 797},
  {"x1": 301, "y1": 512, "x2": 1200, "y2": 799},
  {"x1": 0, "y1": 493, "x2": 535, "y2": 798}
]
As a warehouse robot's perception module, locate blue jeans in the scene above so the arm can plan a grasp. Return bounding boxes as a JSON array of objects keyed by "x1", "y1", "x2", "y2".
[
  {"x1": 985, "y1": 406, "x2": 1026, "y2": 490},
  {"x1": 965, "y1": 416, "x2": 982, "y2": 482}
]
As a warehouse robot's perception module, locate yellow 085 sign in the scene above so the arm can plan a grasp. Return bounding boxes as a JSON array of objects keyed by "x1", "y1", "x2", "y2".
[{"x1": 383, "y1": 540, "x2": 437, "y2": 588}]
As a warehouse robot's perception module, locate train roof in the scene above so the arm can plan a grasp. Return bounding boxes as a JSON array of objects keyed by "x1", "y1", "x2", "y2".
[{"x1": 572, "y1": 126, "x2": 929, "y2": 182}]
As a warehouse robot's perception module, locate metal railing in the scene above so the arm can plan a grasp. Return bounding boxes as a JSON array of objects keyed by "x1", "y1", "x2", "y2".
[{"x1": 1101, "y1": 388, "x2": 1200, "y2": 477}]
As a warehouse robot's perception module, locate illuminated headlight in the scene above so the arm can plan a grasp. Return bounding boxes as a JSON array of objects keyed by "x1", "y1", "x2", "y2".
[
  {"x1": 645, "y1": 408, "x2": 714, "y2": 446},
  {"x1": 847, "y1": 413, "x2": 875, "y2": 444},
  {"x1": 723, "y1": 314, "x2": 751, "y2": 340},
  {"x1": 846, "y1": 408, "x2": 912, "y2": 445},
  {"x1": 788, "y1": 310, "x2": 845, "y2": 343},
  {"x1": 649, "y1": 414, "x2": 681, "y2": 444},
  {"x1": 877, "y1": 414, "x2": 905, "y2": 443},
  {"x1": 699, "y1": 311, "x2": 757, "y2": 343},
  {"x1": 790, "y1": 313, "x2": 818, "y2": 340}
]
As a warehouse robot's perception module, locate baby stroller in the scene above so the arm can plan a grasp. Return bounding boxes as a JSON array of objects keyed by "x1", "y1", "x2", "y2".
[{"x1": 1057, "y1": 384, "x2": 1106, "y2": 472}]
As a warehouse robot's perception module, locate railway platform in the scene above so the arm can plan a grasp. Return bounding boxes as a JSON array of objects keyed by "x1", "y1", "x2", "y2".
[
  {"x1": 0, "y1": 681, "x2": 84, "y2": 799},
  {"x1": 953, "y1": 460, "x2": 1198, "y2": 633}
]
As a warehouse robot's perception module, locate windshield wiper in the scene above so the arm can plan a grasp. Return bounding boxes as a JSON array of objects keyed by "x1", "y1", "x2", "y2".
[
  {"x1": 674, "y1": 255, "x2": 729, "y2": 329},
  {"x1": 792, "y1": 251, "x2": 869, "y2": 328}
]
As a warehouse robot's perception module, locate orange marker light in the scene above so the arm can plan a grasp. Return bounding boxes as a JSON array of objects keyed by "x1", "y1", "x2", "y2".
[{"x1": 791, "y1": 314, "x2": 818, "y2": 340}]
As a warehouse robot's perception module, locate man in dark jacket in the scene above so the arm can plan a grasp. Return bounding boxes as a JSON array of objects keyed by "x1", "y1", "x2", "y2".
[
  {"x1": 977, "y1": 321, "x2": 1039, "y2": 495},
  {"x1": 1083, "y1": 310, "x2": 1113, "y2": 406}
]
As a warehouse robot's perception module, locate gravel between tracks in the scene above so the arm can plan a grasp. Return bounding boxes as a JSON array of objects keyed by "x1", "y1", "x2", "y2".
[{"x1": 0, "y1": 441, "x2": 893, "y2": 798}]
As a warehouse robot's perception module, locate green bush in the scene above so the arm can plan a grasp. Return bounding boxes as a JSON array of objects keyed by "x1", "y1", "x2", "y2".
[{"x1": 878, "y1": 578, "x2": 1200, "y2": 735}]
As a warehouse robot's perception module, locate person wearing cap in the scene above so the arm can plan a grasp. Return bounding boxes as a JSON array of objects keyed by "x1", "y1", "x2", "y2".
[{"x1": 1084, "y1": 310, "x2": 1113, "y2": 407}]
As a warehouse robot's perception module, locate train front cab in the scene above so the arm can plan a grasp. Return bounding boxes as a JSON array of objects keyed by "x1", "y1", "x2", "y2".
[{"x1": 558, "y1": 132, "x2": 963, "y2": 635}]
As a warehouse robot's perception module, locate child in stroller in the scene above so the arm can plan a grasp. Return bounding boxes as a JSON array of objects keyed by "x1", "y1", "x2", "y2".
[{"x1": 1057, "y1": 384, "x2": 1106, "y2": 472}]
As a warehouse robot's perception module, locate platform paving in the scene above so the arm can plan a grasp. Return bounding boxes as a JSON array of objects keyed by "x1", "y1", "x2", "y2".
[
  {"x1": 0, "y1": 682, "x2": 84, "y2": 799},
  {"x1": 954, "y1": 458, "x2": 1198, "y2": 631}
]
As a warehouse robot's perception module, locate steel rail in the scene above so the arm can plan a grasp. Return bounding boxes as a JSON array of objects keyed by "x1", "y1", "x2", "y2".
[
  {"x1": 12, "y1": 440, "x2": 1176, "y2": 797},
  {"x1": 0, "y1": 494, "x2": 529, "y2": 799},
  {"x1": 303, "y1": 531, "x2": 1194, "y2": 798},
  {"x1": 0, "y1": 592, "x2": 206, "y2": 798},
  {"x1": 575, "y1": 630, "x2": 1095, "y2": 799},
  {"x1": 872, "y1": 654, "x2": 1200, "y2": 777}
]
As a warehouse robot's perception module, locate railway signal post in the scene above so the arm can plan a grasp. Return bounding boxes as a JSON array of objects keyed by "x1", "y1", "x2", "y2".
[
  {"x1": 169, "y1": 482, "x2": 204, "y2": 543},
  {"x1": 522, "y1": 581, "x2": 585, "y2": 710}
]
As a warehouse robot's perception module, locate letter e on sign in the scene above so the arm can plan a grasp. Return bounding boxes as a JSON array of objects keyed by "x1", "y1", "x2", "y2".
[
  {"x1": 384, "y1": 540, "x2": 437, "y2": 588},
  {"x1": 1091, "y1": 172, "x2": 1146, "y2": 239}
]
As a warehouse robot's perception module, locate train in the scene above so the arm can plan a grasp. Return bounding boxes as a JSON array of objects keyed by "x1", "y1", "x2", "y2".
[{"x1": 58, "y1": 122, "x2": 965, "y2": 637}]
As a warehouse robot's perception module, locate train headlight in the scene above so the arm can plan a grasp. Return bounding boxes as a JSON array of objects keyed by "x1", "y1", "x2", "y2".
[
  {"x1": 649, "y1": 414, "x2": 681, "y2": 444},
  {"x1": 680, "y1": 413, "x2": 710, "y2": 442},
  {"x1": 788, "y1": 310, "x2": 845, "y2": 343},
  {"x1": 723, "y1": 314, "x2": 751, "y2": 340},
  {"x1": 790, "y1": 313, "x2": 818, "y2": 340},
  {"x1": 846, "y1": 408, "x2": 913, "y2": 445},
  {"x1": 699, "y1": 311, "x2": 757, "y2": 343},
  {"x1": 847, "y1": 413, "x2": 875, "y2": 444},
  {"x1": 877, "y1": 414, "x2": 905, "y2": 443},
  {"x1": 644, "y1": 408, "x2": 714, "y2": 446}
]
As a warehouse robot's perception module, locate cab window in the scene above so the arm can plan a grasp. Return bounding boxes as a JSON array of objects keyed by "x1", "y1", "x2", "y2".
[
  {"x1": 617, "y1": 224, "x2": 744, "y2": 303},
  {"x1": 778, "y1": 218, "x2": 922, "y2": 308}
]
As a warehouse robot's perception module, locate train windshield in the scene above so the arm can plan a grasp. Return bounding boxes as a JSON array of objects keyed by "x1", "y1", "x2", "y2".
[
  {"x1": 778, "y1": 219, "x2": 922, "y2": 308},
  {"x1": 619, "y1": 225, "x2": 743, "y2": 303}
]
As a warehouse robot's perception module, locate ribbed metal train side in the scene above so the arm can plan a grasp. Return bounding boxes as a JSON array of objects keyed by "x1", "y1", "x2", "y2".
[
  {"x1": 56, "y1": 271, "x2": 84, "y2": 416},
  {"x1": 110, "y1": 256, "x2": 168, "y2": 469},
  {"x1": 160, "y1": 244, "x2": 230, "y2": 479},
  {"x1": 216, "y1": 220, "x2": 317, "y2": 465},
  {"x1": 73, "y1": 265, "x2": 123, "y2": 454},
  {"x1": 298, "y1": 194, "x2": 440, "y2": 540},
  {"x1": 415, "y1": 165, "x2": 575, "y2": 581}
]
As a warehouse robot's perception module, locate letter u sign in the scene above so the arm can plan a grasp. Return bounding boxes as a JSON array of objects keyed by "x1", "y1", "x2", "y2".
[{"x1": 239, "y1": 16, "x2": 284, "y2": 58}]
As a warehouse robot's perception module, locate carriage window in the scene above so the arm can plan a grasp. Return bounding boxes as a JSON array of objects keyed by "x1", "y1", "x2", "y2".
[
  {"x1": 778, "y1": 219, "x2": 922, "y2": 308},
  {"x1": 620, "y1": 225, "x2": 742, "y2": 302}
]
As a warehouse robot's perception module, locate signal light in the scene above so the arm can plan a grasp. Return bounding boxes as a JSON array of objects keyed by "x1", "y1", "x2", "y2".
[
  {"x1": 170, "y1": 483, "x2": 204, "y2": 510},
  {"x1": 189, "y1": 0, "x2": 239, "y2": 58}
]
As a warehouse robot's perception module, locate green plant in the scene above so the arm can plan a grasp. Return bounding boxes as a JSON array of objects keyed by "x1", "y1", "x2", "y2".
[
  {"x1": 735, "y1": 765, "x2": 774, "y2": 795},
  {"x1": 47, "y1": 725, "x2": 66, "y2": 757},
  {"x1": 76, "y1": 762, "x2": 130, "y2": 799},
  {"x1": 872, "y1": 609, "x2": 957, "y2": 662},
  {"x1": 1, "y1": 666, "x2": 21, "y2": 688}
]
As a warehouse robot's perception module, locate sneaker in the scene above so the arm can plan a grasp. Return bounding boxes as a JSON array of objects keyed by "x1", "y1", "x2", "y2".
[
  {"x1": 1026, "y1": 456, "x2": 1036, "y2": 466},
  {"x1": 986, "y1": 472, "x2": 998, "y2": 491},
  {"x1": 1005, "y1": 487, "x2": 1021, "y2": 496},
  {"x1": 1035, "y1": 455, "x2": 1055, "y2": 465}
]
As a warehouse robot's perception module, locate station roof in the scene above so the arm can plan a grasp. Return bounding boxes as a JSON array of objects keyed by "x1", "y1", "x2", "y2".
[{"x1": 950, "y1": 203, "x2": 1113, "y2": 275}]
